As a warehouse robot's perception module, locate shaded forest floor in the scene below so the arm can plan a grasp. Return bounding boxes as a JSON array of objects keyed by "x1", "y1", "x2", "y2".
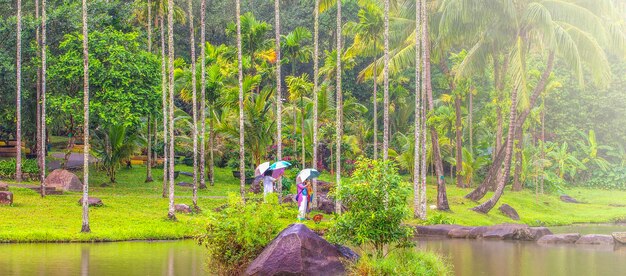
[{"x1": 1, "y1": 164, "x2": 625, "y2": 242}]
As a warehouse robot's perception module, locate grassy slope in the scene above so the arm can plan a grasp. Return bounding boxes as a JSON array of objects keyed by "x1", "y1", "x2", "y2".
[{"x1": 1, "y1": 165, "x2": 625, "y2": 242}]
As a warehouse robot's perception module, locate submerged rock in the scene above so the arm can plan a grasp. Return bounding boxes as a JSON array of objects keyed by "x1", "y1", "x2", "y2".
[
  {"x1": 498, "y1": 204, "x2": 520, "y2": 220},
  {"x1": 245, "y1": 224, "x2": 351, "y2": 276},
  {"x1": 612, "y1": 232, "x2": 626, "y2": 244},
  {"x1": 575, "y1": 234, "x2": 615, "y2": 245},
  {"x1": 537, "y1": 233, "x2": 581, "y2": 244}
]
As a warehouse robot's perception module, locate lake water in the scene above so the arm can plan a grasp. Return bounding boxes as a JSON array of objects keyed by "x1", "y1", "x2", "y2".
[{"x1": 1, "y1": 224, "x2": 625, "y2": 276}]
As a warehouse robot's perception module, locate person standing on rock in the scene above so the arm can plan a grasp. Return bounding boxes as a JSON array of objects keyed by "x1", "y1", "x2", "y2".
[{"x1": 296, "y1": 180, "x2": 312, "y2": 221}]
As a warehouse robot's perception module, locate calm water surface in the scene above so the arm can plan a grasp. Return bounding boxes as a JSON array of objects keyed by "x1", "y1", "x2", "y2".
[{"x1": 2, "y1": 224, "x2": 625, "y2": 276}]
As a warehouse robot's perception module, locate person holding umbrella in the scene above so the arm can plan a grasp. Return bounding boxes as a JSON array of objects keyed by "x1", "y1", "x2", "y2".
[
  {"x1": 295, "y1": 169, "x2": 320, "y2": 221},
  {"x1": 254, "y1": 162, "x2": 277, "y2": 199}
]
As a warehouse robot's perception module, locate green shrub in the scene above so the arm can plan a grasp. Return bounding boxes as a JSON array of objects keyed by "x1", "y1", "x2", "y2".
[
  {"x1": 0, "y1": 159, "x2": 39, "y2": 179},
  {"x1": 197, "y1": 193, "x2": 295, "y2": 274},
  {"x1": 327, "y1": 158, "x2": 413, "y2": 257},
  {"x1": 348, "y1": 249, "x2": 452, "y2": 276},
  {"x1": 582, "y1": 166, "x2": 626, "y2": 190},
  {"x1": 425, "y1": 213, "x2": 456, "y2": 225}
]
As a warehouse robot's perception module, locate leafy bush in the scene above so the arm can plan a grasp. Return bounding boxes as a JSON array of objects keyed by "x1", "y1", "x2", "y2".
[
  {"x1": 581, "y1": 166, "x2": 626, "y2": 190},
  {"x1": 348, "y1": 249, "x2": 452, "y2": 276},
  {"x1": 0, "y1": 159, "x2": 39, "y2": 179},
  {"x1": 197, "y1": 193, "x2": 295, "y2": 274},
  {"x1": 425, "y1": 213, "x2": 456, "y2": 225},
  {"x1": 327, "y1": 158, "x2": 413, "y2": 257}
]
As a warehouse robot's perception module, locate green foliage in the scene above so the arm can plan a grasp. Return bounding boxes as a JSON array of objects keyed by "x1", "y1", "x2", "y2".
[
  {"x1": 197, "y1": 193, "x2": 294, "y2": 274},
  {"x1": 327, "y1": 158, "x2": 413, "y2": 257},
  {"x1": 347, "y1": 249, "x2": 452, "y2": 276},
  {"x1": 425, "y1": 213, "x2": 456, "y2": 225},
  {"x1": 0, "y1": 159, "x2": 39, "y2": 179},
  {"x1": 583, "y1": 166, "x2": 626, "y2": 190},
  {"x1": 93, "y1": 124, "x2": 141, "y2": 183}
]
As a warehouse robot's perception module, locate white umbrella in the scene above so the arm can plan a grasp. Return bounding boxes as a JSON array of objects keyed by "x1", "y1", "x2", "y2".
[
  {"x1": 296, "y1": 169, "x2": 321, "y2": 184},
  {"x1": 255, "y1": 162, "x2": 271, "y2": 177}
]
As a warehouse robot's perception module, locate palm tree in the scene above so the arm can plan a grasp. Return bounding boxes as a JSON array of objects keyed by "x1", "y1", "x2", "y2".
[
  {"x1": 15, "y1": 0, "x2": 22, "y2": 183},
  {"x1": 412, "y1": 0, "x2": 424, "y2": 219},
  {"x1": 335, "y1": 0, "x2": 342, "y2": 215},
  {"x1": 236, "y1": 0, "x2": 245, "y2": 199},
  {"x1": 167, "y1": 0, "x2": 176, "y2": 221},
  {"x1": 81, "y1": 0, "x2": 91, "y2": 233},
  {"x1": 35, "y1": 0, "x2": 42, "y2": 189},
  {"x1": 200, "y1": 0, "x2": 207, "y2": 189},
  {"x1": 40, "y1": 0, "x2": 48, "y2": 197},
  {"x1": 187, "y1": 0, "x2": 199, "y2": 210},
  {"x1": 145, "y1": 0, "x2": 154, "y2": 184},
  {"x1": 382, "y1": 0, "x2": 389, "y2": 161},
  {"x1": 274, "y1": 0, "x2": 283, "y2": 197},
  {"x1": 312, "y1": 0, "x2": 320, "y2": 208},
  {"x1": 161, "y1": 15, "x2": 168, "y2": 198},
  {"x1": 282, "y1": 27, "x2": 312, "y2": 168}
]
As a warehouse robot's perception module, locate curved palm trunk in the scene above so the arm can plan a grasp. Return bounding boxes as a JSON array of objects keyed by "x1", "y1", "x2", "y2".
[
  {"x1": 311, "y1": 0, "x2": 320, "y2": 208},
  {"x1": 335, "y1": 0, "x2": 342, "y2": 214},
  {"x1": 236, "y1": 0, "x2": 245, "y2": 199},
  {"x1": 167, "y1": 0, "x2": 177, "y2": 220},
  {"x1": 512, "y1": 130, "x2": 523, "y2": 191},
  {"x1": 187, "y1": 0, "x2": 199, "y2": 210},
  {"x1": 420, "y1": 2, "x2": 449, "y2": 210},
  {"x1": 200, "y1": 0, "x2": 207, "y2": 189},
  {"x1": 465, "y1": 51, "x2": 554, "y2": 201},
  {"x1": 161, "y1": 16, "x2": 168, "y2": 198},
  {"x1": 274, "y1": 0, "x2": 282, "y2": 197},
  {"x1": 16, "y1": 0, "x2": 22, "y2": 183},
  {"x1": 382, "y1": 0, "x2": 390, "y2": 161},
  {"x1": 472, "y1": 86, "x2": 518, "y2": 213},
  {"x1": 81, "y1": 0, "x2": 91, "y2": 233},
  {"x1": 40, "y1": 0, "x2": 47, "y2": 197}
]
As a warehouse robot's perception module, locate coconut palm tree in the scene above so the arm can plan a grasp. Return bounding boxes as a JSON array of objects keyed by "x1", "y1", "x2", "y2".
[
  {"x1": 335, "y1": 0, "x2": 342, "y2": 215},
  {"x1": 274, "y1": 0, "x2": 283, "y2": 197},
  {"x1": 167, "y1": 0, "x2": 176, "y2": 220},
  {"x1": 235, "y1": 0, "x2": 245, "y2": 199},
  {"x1": 15, "y1": 0, "x2": 22, "y2": 183},
  {"x1": 200, "y1": 0, "x2": 208, "y2": 189},
  {"x1": 186, "y1": 0, "x2": 199, "y2": 210},
  {"x1": 35, "y1": 0, "x2": 42, "y2": 191},
  {"x1": 382, "y1": 0, "x2": 389, "y2": 161},
  {"x1": 312, "y1": 0, "x2": 320, "y2": 208},
  {"x1": 412, "y1": 0, "x2": 424, "y2": 219},
  {"x1": 40, "y1": 0, "x2": 48, "y2": 197},
  {"x1": 81, "y1": 0, "x2": 91, "y2": 233},
  {"x1": 160, "y1": 15, "x2": 168, "y2": 198}
]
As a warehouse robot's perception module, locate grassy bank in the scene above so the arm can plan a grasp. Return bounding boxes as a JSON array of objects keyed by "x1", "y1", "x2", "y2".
[{"x1": 1, "y1": 164, "x2": 626, "y2": 242}]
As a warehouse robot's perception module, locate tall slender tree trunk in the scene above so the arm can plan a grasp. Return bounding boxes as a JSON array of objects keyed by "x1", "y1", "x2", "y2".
[
  {"x1": 454, "y1": 94, "x2": 463, "y2": 188},
  {"x1": 236, "y1": 0, "x2": 246, "y2": 199},
  {"x1": 81, "y1": 0, "x2": 91, "y2": 233},
  {"x1": 209, "y1": 109, "x2": 215, "y2": 186},
  {"x1": 274, "y1": 0, "x2": 283, "y2": 197},
  {"x1": 36, "y1": 0, "x2": 42, "y2": 186},
  {"x1": 382, "y1": 0, "x2": 390, "y2": 161},
  {"x1": 161, "y1": 16, "x2": 168, "y2": 198},
  {"x1": 145, "y1": 0, "x2": 154, "y2": 183},
  {"x1": 188, "y1": 0, "x2": 199, "y2": 209},
  {"x1": 301, "y1": 94, "x2": 305, "y2": 169},
  {"x1": 372, "y1": 41, "x2": 378, "y2": 160},
  {"x1": 200, "y1": 0, "x2": 208, "y2": 189},
  {"x1": 468, "y1": 90, "x2": 473, "y2": 155},
  {"x1": 540, "y1": 95, "x2": 545, "y2": 194},
  {"x1": 465, "y1": 51, "x2": 554, "y2": 201},
  {"x1": 40, "y1": 0, "x2": 47, "y2": 197},
  {"x1": 472, "y1": 87, "x2": 519, "y2": 213},
  {"x1": 15, "y1": 0, "x2": 22, "y2": 183},
  {"x1": 311, "y1": 0, "x2": 320, "y2": 208},
  {"x1": 167, "y1": 0, "x2": 177, "y2": 220},
  {"x1": 422, "y1": 4, "x2": 449, "y2": 210},
  {"x1": 335, "y1": 0, "x2": 342, "y2": 214},
  {"x1": 413, "y1": 0, "x2": 425, "y2": 219}
]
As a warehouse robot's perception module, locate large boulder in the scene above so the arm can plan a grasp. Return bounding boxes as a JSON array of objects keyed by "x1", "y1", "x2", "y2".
[
  {"x1": 498, "y1": 204, "x2": 520, "y2": 220},
  {"x1": 77, "y1": 197, "x2": 103, "y2": 207},
  {"x1": 469, "y1": 224, "x2": 528, "y2": 240},
  {"x1": 175, "y1": 204, "x2": 192, "y2": 214},
  {"x1": 560, "y1": 195, "x2": 581, "y2": 204},
  {"x1": 575, "y1": 234, "x2": 615, "y2": 245},
  {"x1": 448, "y1": 227, "x2": 475, "y2": 239},
  {"x1": 315, "y1": 191, "x2": 339, "y2": 214},
  {"x1": 537, "y1": 233, "x2": 581, "y2": 244},
  {"x1": 0, "y1": 182, "x2": 8, "y2": 191},
  {"x1": 44, "y1": 169, "x2": 83, "y2": 192},
  {"x1": 245, "y1": 224, "x2": 350, "y2": 276},
  {"x1": 0, "y1": 191, "x2": 13, "y2": 205},
  {"x1": 612, "y1": 232, "x2": 626, "y2": 244},
  {"x1": 415, "y1": 225, "x2": 462, "y2": 237}
]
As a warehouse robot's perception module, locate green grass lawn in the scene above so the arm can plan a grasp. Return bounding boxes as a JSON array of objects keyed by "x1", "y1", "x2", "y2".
[{"x1": 1, "y1": 163, "x2": 626, "y2": 242}]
